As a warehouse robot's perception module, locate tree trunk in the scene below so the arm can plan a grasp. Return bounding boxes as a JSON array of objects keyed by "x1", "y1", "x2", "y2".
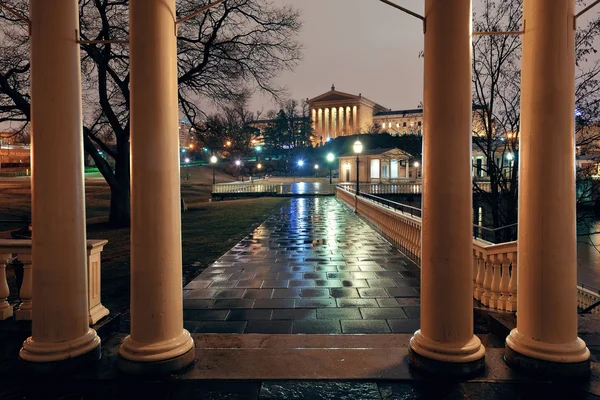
[{"x1": 108, "y1": 135, "x2": 130, "y2": 228}]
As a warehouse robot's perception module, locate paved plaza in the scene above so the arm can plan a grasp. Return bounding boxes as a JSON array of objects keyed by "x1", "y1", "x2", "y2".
[{"x1": 183, "y1": 197, "x2": 422, "y2": 334}]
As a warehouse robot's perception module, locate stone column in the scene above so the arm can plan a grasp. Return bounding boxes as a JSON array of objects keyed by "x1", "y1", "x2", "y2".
[
  {"x1": 324, "y1": 108, "x2": 330, "y2": 139},
  {"x1": 353, "y1": 106, "x2": 358, "y2": 133},
  {"x1": 346, "y1": 107, "x2": 351, "y2": 135},
  {"x1": 409, "y1": 0, "x2": 485, "y2": 376},
  {"x1": 119, "y1": 0, "x2": 194, "y2": 374},
  {"x1": 339, "y1": 107, "x2": 344, "y2": 136},
  {"x1": 318, "y1": 109, "x2": 323, "y2": 139},
  {"x1": 19, "y1": 0, "x2": 101, "y2": 367},
  {"x1": 504, "y1": 0, "x2": 590, "y2": 378}
]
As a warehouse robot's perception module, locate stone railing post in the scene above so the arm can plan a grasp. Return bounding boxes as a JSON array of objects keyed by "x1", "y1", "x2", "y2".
[
  {"x1": 506, "y1": 251, "x2": 517, "y2": 312},
  {"x1": 498, "y1": 255, "x2": 511, "y2": 311},
  {"x1": 472, "y1": 249, "x2": 478, "y2": 292},
  {"x1": 481, "y1": 254, "x2": 493, "y2": 306},
  {"x1": 489, "y1": 254, "x2": 502, "y2": 309},
  {"x1": 474, "y1": 250, "x2": 486, "y2": 301},
  {"x1": 15, "y1": 253, "x2": 32, "y2": 320},
  {"x1": 0, "y1": 253, "x2": 12, "y2": 320},
  {"x1": 87, "y1": 240, "x2": 110, "y2": 325}
]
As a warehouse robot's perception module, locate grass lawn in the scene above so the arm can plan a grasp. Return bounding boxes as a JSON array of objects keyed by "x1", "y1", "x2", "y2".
[{"x1": 0, "y1": 166, "x2": 288, "y2": 317}]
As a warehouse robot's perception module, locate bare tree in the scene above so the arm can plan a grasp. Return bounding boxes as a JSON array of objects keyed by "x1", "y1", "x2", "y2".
[
  {"x1": 472, "y1": 0, "x2": 600, "y2": 240},
  {"x1": 0, "y1": 0, "x2": 302, "y2": 227}
]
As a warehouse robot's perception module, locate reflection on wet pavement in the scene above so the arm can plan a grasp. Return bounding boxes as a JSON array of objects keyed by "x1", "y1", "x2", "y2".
[{"x1": 183, "y1": 197, "x2": 421, "y2": 334}]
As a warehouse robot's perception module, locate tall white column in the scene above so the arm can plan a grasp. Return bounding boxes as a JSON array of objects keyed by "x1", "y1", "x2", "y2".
[
  {"x1": 409, "y1": 0, "x2": 485, "y2": 376},
  {"x1": 505, "y1": 0, "x2": 589, "y2": 378},
  {"x1": 324, "y1": 108, "x2": 330, "y2": 139},
  {"x1": 352, "y1": 106, "x2": 358, "y2": 133},
  {"x1": 20, "y1": 0, "x2": 101, "y2": 367},
  {"x1": 119, "y1": 0, "x2": 194, "y2": 374},
  {"x1": 339, "y1": 107, "x2": 344, "y2": 136},
  {"x1": 346, "y1": 107, "x2": 351, "y2": 135}
]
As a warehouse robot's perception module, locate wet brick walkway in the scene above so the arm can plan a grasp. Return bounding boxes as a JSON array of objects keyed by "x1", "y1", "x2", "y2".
[{"x1": 183, "y1": 197, "x2": 421, "y2": 334}]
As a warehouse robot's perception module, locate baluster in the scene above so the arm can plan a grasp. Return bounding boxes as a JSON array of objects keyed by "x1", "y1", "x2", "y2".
[
  {"x1": 474, "y1": 250, "x2": 485, "y2": 300},
  {"x1": 0, "y1": 253, "x2": 13, "y2": 320},
  {"x1": 15, "y1": 253, "x2": 32, "y2": 320},
  {"x1": 472, "y1": 249, "x2": 478, "y2": 293},
  {"x1": 481, "y1": 253, "x2": 493, "y2": 306},
  {"x1": 489, "y1": 254, "x2": 502, "y2": 309},
  {"x1": 497, "y1": 254, "x2": 511, "y2": 310},
  {"x1": 506, "y1": 251, "x2": 517, "y2": 312}
]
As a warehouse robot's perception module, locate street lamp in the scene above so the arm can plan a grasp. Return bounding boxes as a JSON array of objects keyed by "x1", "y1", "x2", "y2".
[
  {"x1": 327, "y1": 152, "x2": 335, "y2": 185},
  {"x1": 255, "y1": 145, "x2": 262, "y2": 161},
  {"x1": 353, "y1": 139, "x2": 363, "y2": 195},
  {"x1": 185, "y1": 157, "x2": 190, "y2": 181},
  {"x1": 210, "y1": 155, "x2": 217, "y2": 185},
  {"x1": 413, "y1": 161, "x2": 420, "y2": 180},
  {"x1": 235, "y1": 159, "x2": 243, "y2": 182},
  {"x1": 507, "y1": 152, "x2": 514, "y2": 178},
  {"x1": 297, "y1": 160, "x2": 304, "y2": 179},
  {"x1": 314, "y1": 164, "x2": 319, "y2": 179},
  {"x1": 257, "y1": 163, "x2": 262, "y2": 179}
]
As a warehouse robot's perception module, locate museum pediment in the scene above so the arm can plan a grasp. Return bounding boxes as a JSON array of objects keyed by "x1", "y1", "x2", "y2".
[{"x1": 308, "y1": 90, "x2": 360, "y2": 104}]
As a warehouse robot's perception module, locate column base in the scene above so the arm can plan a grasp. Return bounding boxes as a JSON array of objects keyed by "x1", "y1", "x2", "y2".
[
  {"x1": 505, "y1": 329, "x2": 590, "y2": 380},
  {"x1": 88, "y1": 303, "x2": 109, "y2": 325},
  {"x1": 19, "y1": 329, "x2": 101, "y2": 372},
  {"x1": 409, "y1": 329, "x2": 486, "y2": 378},
  {"x1": 118, "y1": 329, "x2": 195, "y2": 375},
  {"x1": 119, "y1": 345, "x2": 195, "y2": 375},
  {"x1": 0, "y1": 305, "x2": 13, "y2": 320}
]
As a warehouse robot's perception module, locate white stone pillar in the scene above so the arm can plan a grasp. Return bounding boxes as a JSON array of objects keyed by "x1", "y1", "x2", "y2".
[
  {"x1": 346, "y1": 107, "x2": 351, "y2": 136},
  {"x1": 339, "y1": 107, "x2": 344, "y2": 136},
  {"x1": 119, "y1": 0, "x2": 194, "y2": 374},
  {"x1": 352, "y1": 106, "x2": 358, "y2": 133},
  {"x1": 324, "y1": 108, "x2": 330, "y2": 139},
  {"x1": 409, "y1": 0, "x2": 485, "y2": 376},
  {"x1": 20, "y1": 0, "x2": 101, "y2": 366},
  {"x1": 504, "y1": 0, "x2": 589, "y2": 378}
]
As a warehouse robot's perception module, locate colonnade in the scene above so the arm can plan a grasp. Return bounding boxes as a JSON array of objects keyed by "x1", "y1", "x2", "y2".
[
  {"x1": 22, "y1": 0, "x2": 590, "y2": 379},
  {"x1": 311, "y1": 105, "x2": 359, "y2": 140}
]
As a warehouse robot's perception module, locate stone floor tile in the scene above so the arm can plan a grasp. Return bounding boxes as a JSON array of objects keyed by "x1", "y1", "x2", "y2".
[
  {"x1": 366, "y1": 278, "x2": 397, "y2": 288},
  {"x1": 336, "y1": 298, "x2": 380, "y2": 308},
  {"x1": 236, "y1": 279, "x2": 265, "y2": 288},
  {"x1": 227, "y1": 309, "x2": 273, "y2": 321},
  {"x1": 212, "y1": 299, "x2": 256, "y2": 309},
  {"x1": 330, "y1": 288, "x2": 360, "y2": 298},
  {"x1": 303, "y1": 272, "x2": 327, "y2": 280},
  {"x1": 209, "y1": 280, "x2": 239, "y2": 288},
  {"x1": 378, "y1": 382, "x2": 465, "y2": 400},
  {"x1": 185, "y1": 289, "x2": 220, "y2": 299},
  {"x1": 183, "y1": 309, "x2": 230, "y2": 321},
  {"x1": 341, "y1": 279, "x2": 369, "y2": 288},
  {"x1": 360, "y1": 307, "x2": 408, "y2": 320},
  {"x1": 352, "y1": 272, "x2": 377, "y2": 280},
  {"x1": 243, "y1": 289, "x2": 274, "y2": 299},
  {"x1": 396, "y1": 298, "x2": 421, "y2": 306},
  {"x1": 184, "y1": 280, "x2": 212, "y2": 289},
  {"x1": 317, "y1": 308, "x2": 362, "y2": 320},
  {"x1": 194, "y1": 321, "x2": 247, "y2": 333},
  {"x1": 387, "y1": 319, "x2": 420, "y2": 333},
  {"x1": 295, "y1": 298, "x2": 337, "y2": 308},
  {"x1": 341, "y1": 320, "x2": 391, "y2": 334},
  {"x1": 288, "y1": 280, "x2": 316, "y2": 288},
  {"x1": 300, "y1": 288, "x2": 330, "y2": 298},
  {"x1": 253, "y1": 299, "x2": 295, "y2": 309},
  {"x1": 373, "y1": 271, "x2": 404, "y2": 279},
  {"x1": 386, "y1": 287, "x2": 419, "y2": 298},
  {"x1": 272, "y1": 288, "x2": 302, "y2": 298},
  {"x1": 245, "y1": 320, "x2": 292, "y2": 334},
  {"x1": 358, "y1": 288, "x2": 390, "y2": 298},
  {"x1": 393, "y1": 278, "x2": 421, "y2": 287},
  {"x1": 402, "y1": 306, "x2": 420, "y2": 319},
  {"x1": 271, "y1": 309, "x2": 316, "y2": 320},
  {"x1": 261, "y1": 280, "x2": 290, "y2": 289},
  {"x1": 215, "y1": 289, "x2": 247, "y2": 299},
  {"x1": 326, "y1": 272, "x2": 353, "y2": 279},
  {"x1": 315, "y1": 279, "x2": 343, "y2": 288},
  {"x1": 183, "y1": 299, "x2": 215, "y2": 309},
  {"x1": 292, "y1": 320, "x2": 342, "y2": 334},
  {"x1": 376, "y1": 298, "x2": 403, "y2": 308}
]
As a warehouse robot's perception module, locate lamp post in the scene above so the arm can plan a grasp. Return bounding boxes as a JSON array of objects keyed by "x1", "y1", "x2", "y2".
[
  {"x1": 185, "y1": 157, "x2": 190, "y2": 181},
  {"x1": 257, "y1": 163, "x2": 262, "y2": 179},
  {"x1": 506, "y1": 152, "x2": 514, "y2": 179},
  {"x1": 314, "y1": 164, "x2": 319, "y2": 179},
  {"x1": 327, "y1": 152, "x2": 334, "y2": 185},
  {"x1": 255, "y1": 145, "x2": 262, "y2": 161},
  {"x1": 235, "y1": 159, "x2": 243, "y2": 182},
  {"x1": 297, "y1": 160, "x2": 304, "y2": 179},
  {"x1": 210, "y1": 155, "x2": 217, "y2": 185},
  {"x1": 414, "y1": 161, "x2": 420, "y2": 180},
  {"x1": 353, "y1": 139, "x2": 363, "y2": 195}
]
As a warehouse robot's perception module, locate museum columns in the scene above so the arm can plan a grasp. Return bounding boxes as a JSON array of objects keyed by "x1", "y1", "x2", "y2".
[
  {"x1": 504, "y1": 0, "x2": 590, "y2": 378},
  {"x1": 119, "y1": 0, "x2": 195, "y2": 374},
  {"x1": 409, "y1": 0, "x2": 486, "y2": 376},
  {"x1": 20, "y1": 0, "x2": 101, "y2": 367}
]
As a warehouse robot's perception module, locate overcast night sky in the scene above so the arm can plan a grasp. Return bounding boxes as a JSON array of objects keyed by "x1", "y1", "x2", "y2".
[{"x1": 250, "y1": 0, "x2": 426, "y2": 113}]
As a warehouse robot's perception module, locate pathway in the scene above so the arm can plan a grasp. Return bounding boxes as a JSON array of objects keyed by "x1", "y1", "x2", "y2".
[{"x1": 183, "y1": 196, "x2": 421, "y2": 334}]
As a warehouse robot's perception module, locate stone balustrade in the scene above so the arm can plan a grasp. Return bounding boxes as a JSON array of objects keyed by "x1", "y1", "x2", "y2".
[
  {"x1": 472, "y1": 240, "x2": 518, "y2": 312},
  {"x1": 0, "y1": 239, "x2": 109, "y2": 325},
  {"x1": 578, "y1": 286, "x2": 600, "y2": 314}
]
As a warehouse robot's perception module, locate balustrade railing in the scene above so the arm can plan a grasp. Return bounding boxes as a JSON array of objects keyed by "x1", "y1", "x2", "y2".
[
  {"x1": 0, "y1": 239, "x2": 109, "y2": 325},
  {"x1": 578, "y1": 284, "x2": 600, "y2": 314}
]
